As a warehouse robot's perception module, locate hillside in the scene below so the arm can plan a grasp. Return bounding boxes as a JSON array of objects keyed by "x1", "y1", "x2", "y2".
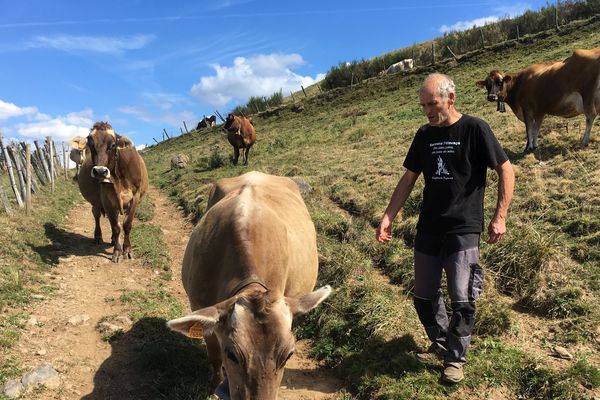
[{"x1": 141, "y1": 16, "x2": 600, "y2": 400}]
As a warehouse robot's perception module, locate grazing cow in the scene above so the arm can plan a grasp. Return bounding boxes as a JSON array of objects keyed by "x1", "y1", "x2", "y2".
[
  {"x1": 223, "y1": 113, "x2": 256, "y2": 165},
  {"x1": 477, "y1": 48, "x2": 600, "y2": 152},
  {"x1": 380, "y1": 58, "x2": 414, "y2": 75},
  {"x1": 196, "y1": 115, "x2": 217, "y2": 130},
  {"x1": 68, "y1": 135, "x2": 87, "y2": 178},
  {"x1": 167, "y1": 171, "x2": 331, "y2": 400},
  {"x1": 77, "y1": 122, "x2": 149, "y2": 262}
]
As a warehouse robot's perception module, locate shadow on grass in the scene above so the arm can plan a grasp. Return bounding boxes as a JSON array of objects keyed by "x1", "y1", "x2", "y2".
[
  {"x1": 337, "y1": 334, "x2": 431, "y2": 390},
  {"x1": 29, "y1": 222, "x2": 113, "y2": 266},
  {"x1": 82, "y1": 317, "x2": 211, "y2": 400}
]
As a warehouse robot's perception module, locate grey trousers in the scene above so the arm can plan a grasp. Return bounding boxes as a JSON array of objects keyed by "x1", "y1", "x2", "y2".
[{"x1": 413, "y1": 248, "x2": 484, "y2": 363}]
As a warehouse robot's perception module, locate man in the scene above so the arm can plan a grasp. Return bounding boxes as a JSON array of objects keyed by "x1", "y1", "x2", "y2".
[{"x1": 376, "y1": 73, "x2": 514, "y2": 384}]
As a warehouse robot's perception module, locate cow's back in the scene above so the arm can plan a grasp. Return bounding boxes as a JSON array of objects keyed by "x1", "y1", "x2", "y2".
[{"x1": 182, "y1": 171, "x2": 318, "y2": 310}]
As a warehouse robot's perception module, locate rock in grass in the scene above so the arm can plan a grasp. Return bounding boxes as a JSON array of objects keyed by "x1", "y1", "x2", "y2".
[
  {"x1": 552, "y1": 345, "x2": 573, "y2": 360},
  {"x1": 21, "y1": 363, "x2": 60, "y2": 390},
  {"x1": 2, "y1": 379, "x2": 24, "y2": 398}
]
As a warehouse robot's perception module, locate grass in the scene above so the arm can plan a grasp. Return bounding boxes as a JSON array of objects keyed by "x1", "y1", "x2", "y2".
[
  {"x1": 130, "y1": 223, "x2": 171, "y2": 272},
  {"x1": 139, "y1": 16, "x2": 600, "y2": 399},
  {"x1": 0, "y1": 177, "x2": 80, "y2": 388}
]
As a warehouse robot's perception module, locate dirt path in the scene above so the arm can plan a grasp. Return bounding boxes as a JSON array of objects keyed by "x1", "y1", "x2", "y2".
[{"x1": 11, "y1": 185, "x2": 343, "y2": 400}]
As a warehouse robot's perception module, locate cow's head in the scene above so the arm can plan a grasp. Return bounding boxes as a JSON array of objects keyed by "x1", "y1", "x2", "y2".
[
  {"x1": 167, "y1": 285, "x2": 332, "y2": 400},
  {"x1": 69, "y1": 136, "x2": 88, "y2": 165},
  {"x1": 223, "y1": 113, "x2": 239, "y2": 132},
  {"x1": 87, "y1": 122, "x2": 133, "y2": 183},
  {"x1": 477, "y1": 70, "x2": 511, "y2": 112}
]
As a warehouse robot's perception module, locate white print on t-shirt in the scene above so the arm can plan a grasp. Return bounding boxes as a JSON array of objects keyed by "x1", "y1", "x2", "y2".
[
  {"x1": 435, "y1": 156, "x2": 449, "y2": 176},
  {"x1": 430, "y1": 141, "x2": 460, "y2": 180}
]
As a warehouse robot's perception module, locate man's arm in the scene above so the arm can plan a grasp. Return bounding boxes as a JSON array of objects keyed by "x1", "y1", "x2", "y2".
[
  {"x1": 376, "y1": 169, "x2": 420, "y2": 243},
  {"x1": 487, "y1": 160, "x2": 515, "y2": 244}
]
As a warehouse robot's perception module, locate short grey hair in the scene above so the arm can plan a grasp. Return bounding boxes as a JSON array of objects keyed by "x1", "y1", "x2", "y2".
[{"x1": 418, "y1": 73, "x2": 456, "y2": 99}]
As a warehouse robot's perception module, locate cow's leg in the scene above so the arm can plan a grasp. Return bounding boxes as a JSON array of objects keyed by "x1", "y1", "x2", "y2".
[
  {"x1": 106, "y1": 210, "x2": 123, "y2": 263},
  {"x1": 243, "y1": 147, "x2": 250, "y2": 165},
  {"x1": 531, "y1": 114, "x2": 545, "y2": 150},
  {"x1": 92, "y1": 205, "x2": 103, "y2": 244},
  {"x1": 122, "y1": 199, "x2": 139, "y2": 260},
  {"x1": 205, "y1": 333, "x2": 224, "y2": 391},
  {"x1": 582, "y1": 106, "x2": 597, "y2": 146},
  {"x1": 523, "y1": 115, "x2": 534, "y2": 153},
  {"x1": 232, "y1": 147, "x2": 240, "y2": 165}
]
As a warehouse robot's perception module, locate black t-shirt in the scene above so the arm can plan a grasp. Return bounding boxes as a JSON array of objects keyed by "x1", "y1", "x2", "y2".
[{"x1": 403, "y1": 114, "x2": 508, "y2": 235}]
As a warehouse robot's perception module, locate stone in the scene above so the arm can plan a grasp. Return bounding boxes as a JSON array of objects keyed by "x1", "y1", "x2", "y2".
[
  {"x1": 21, "y1": 363, "x2": 60, "y2": 390},
  {"x1": 67, "y1": 314, "x2": 90, "y2": 326},
  {"x1": 552, "y1": 346, "x2": 573, "y2": 360},
  {"x1": 171, "y1": 154, "x2": 190, "y2": 169},
  {"x1": 2, "y1": 379, "x2": 24, "y2": 398}
]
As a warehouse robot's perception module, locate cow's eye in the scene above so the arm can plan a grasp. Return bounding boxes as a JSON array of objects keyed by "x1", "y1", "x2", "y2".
[
  {"x1": 285, "y1": 349, "x2": 295, "y2": 362},
  {"x1": 109, "y1": 142, "x2": 116, "y2": 149},
  {"x1": 226, "y1": 349, "x2": 239, "y2": 364}
]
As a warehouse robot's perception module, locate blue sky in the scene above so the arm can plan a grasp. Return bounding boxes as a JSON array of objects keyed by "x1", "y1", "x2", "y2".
[{"x1": 0, "y1": 0, "x2": 550, "y2": 149}]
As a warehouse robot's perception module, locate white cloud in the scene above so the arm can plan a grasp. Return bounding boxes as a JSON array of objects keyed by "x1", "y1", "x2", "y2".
[
  {"x1": 118, "y1": 105, "x2": 196, "y2": 129},
  {"x1": 439, "y1": 2, "x2": 532, "y2": 33},
  {"x1": 191, "y1": 53, "x2": 325, "y2": 108},
  {"x1": 14, "y1": 109, "x2": 93, "y2": 142},
  {"x1": 27, "y1": 34, "x2": 155, "y2": 55},
  {"x1": 0, "y1": 99, "x2": 38, "y2": 121}
]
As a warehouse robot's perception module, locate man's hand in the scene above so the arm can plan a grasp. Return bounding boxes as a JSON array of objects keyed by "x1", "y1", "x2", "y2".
[
  {"x1": 487, "y1": 216, "x2": 506, "y2": 244},
  {"x1": 376, "y1": 216, "x2": 393, "y2": 243}
]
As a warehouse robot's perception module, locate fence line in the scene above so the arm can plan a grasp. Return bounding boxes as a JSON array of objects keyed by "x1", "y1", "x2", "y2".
[{"x1": 0, "y1": 133, "x2": 67, "y2": 215}]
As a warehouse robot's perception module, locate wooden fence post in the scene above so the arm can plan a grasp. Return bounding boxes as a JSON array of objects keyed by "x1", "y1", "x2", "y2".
[
  {"x1": 301, "y1": 85, "x2": 307, "y2": 98},
  {"x1": 350, "y1": 73, "x2": 354, "y2": 90},
  {"x1": 7, "y1": 145, "x2": 26, "y2": 201},
  {"x1": 62, "y1": 142, "x2": 68, "y2": 180},
  {"x1": 26, "y1": 143, "x2": 31, "y2": 215},
  {"x1": 183, "y1": 121, "x2": 189, "y2": 134},
  {"x1": 480, "y1": 29, "x2": 485, "y2": 48},
  {"x1": 446, "y1": 46, "x2": 459, "y2": 62},
  {"x1": 0, "y1": 182, "x2": 13, "y2": 215},
  {"x1": 555, "y1": 0, "x2": 560, "y2": 31},
  {"x1": 46, "y1": 137, "x2": 54, "y2": 193},
  {"x1": 432, "y1": 43, "x2": 436, "y2": 64},
  {"x1": 153, "y1": 138, "x2": 159, "y2": 144},
  {"x1": 516, "y1": 25, "x2": 520, "y2": 41},
  {"x1": 0, "y1": 133, "x2": 24, "y2": 208},
  {"x1": 215, "y1": 110, "x2": 226, "y2": 122},
  {"x1": 34, "y1": 140, "x2": 52, "y2": 184},
  {"x1": 290, "y1": 91, "x2": 296, "y2": 101}
]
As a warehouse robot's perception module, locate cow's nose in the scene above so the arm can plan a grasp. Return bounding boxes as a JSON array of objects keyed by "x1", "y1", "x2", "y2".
[
  {"x1": 487, "y1": 93, "x2": 498, "y2": 102},
  {"x1": 91, "y1": 166, "x2": 111, "y2": 182}
]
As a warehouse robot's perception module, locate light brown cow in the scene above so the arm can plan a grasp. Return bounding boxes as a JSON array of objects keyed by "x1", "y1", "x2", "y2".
[
  {"x1": 167, "y1": 171, "x2": 331, "y2": 400},
  {"x1": 68, "y1": 135, "x2": 87, "y2": 178},
  {"x1": 78, "y1": 122, "x2": 149, "y2": 262},
  {"x1": 477, "y1": 48, "x2": 600, "y2": 152},
  {"x1": 223, "y1": 113, "x2": 256, "y2": 165}
]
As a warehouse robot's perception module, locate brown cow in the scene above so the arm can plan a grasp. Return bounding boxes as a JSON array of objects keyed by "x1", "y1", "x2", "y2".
[
  {"x1": 477, "y1": 48, "x2": 600, "y2": 152},
  {"x1": 223, "y1": 113, "x2": 256, "y2": 165},
  {"x1": 78, "y1": 122, "x2": 149, "y2": 262},
  {"x1": 167, "y1": 171, "x2": 331, "y2": 400},
  {"x1": 68, "y1": 135, "x2": 87, "y2": 178}
]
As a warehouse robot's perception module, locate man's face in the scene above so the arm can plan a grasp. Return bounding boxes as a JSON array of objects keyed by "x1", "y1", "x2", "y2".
[{"x1": 419, "y1": 85, "x2": 453, "y2": 127}]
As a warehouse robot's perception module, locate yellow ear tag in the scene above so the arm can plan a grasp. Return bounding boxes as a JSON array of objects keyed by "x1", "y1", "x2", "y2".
[{"x1": 188, "y1": 322, "x2": 203, "y2": 339}]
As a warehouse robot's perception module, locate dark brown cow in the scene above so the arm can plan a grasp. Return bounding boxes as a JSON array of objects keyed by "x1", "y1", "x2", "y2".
[
  {"x1": 477, "y1": 48, "x2": 600, "y2": 152},
  {"x1": 78, "y1": 122, "x2": 149, "y2": 262},
  {"x1": 223, "y1": 113, "x2": 256, "y2": 165},
  {"x1": 167, "y1": 171, "x2": 331, "y2": 400},
  {"x1": 197, "y1": 115, "x2": 217, "y2": 130}
]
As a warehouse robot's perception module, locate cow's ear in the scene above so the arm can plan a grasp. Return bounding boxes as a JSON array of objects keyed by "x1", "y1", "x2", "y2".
[
  {"x1": 287, "y1": 285, "x2": 332, "y2": 319},
  {"x1": 476, "y1": 80, "x2": 486, "y2": 88},
  {"x1": 167, "y1": 306, "x2": 220, "y2": 338},
  {"x1": 503, "y1": 75, "x2": 512, "y2": 83},
  {"x1": 116, "y1": 135, "x2": 134, "y2": 149},
  {"x1": 167, "y1": 297, "x2": 236, "y2": 338}
]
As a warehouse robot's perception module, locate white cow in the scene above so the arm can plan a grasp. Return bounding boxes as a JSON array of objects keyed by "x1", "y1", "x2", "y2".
[{"x1": 381, "y1": 59, "x2": 414, "y2": 75}]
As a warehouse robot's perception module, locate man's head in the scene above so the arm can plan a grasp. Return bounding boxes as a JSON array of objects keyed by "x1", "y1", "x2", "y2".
[{"x1": 418, "y1": 73, "x2": 458, "y2": 127}]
